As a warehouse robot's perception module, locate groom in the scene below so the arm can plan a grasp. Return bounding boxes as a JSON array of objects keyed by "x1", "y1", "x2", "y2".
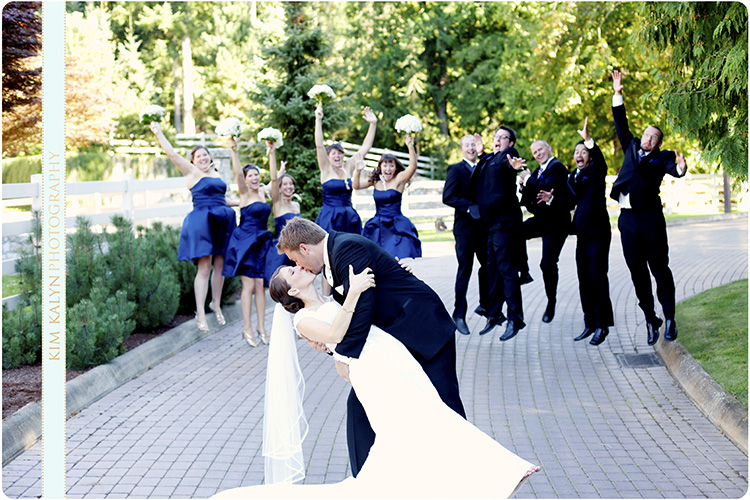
[{"x1": 277, "y1": 217, "x2": 466, "y2": 476}]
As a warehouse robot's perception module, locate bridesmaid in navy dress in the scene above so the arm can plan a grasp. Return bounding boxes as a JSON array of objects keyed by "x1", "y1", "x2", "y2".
[
  {"x1": 353, "y1": 134, "x2": 422, "y2": 259},
  {"x1": 223, "y1": 137, "x2": 273, "y2": 346},
  {"x1": 264, "y1": 140, "x2": 300, "y2": 282},
  {"x1": 313, "y1": 102, "x2": 378, "y2": 294},
  {"x1": 149, "y1": 122, "x2": 235, "y2": 333}
]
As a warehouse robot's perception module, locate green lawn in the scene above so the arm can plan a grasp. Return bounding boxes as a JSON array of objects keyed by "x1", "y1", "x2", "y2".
[
  {"x1": 2, "y1": 274, "x2": 22, "y2": 298},
  {"x1": 675, "y1": 279, "x2": 748, "y2": 407}
]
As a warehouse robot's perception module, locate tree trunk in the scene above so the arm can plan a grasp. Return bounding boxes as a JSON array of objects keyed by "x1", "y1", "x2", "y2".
[
  {"x1": 723, "y1": 168, "x2": 732, "y2": 214},
  {"x1": 181, "y1": 36, "x2": 196, "y2": 135},
  {"x1": 173, "y1": 58, "x2": 181, "y2": 133}
]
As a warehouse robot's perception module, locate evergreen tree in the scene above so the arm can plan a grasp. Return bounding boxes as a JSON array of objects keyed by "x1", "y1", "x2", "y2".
[{"x1": 637, "y1": 2, "x2": 748, "y2": 180}]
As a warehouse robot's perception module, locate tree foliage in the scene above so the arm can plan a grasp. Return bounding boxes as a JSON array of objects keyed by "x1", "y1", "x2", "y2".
[
  {"x1": 637, "y1": 2, "x2": 748, "y2": 180},
  {"x1": 2, "y1": 1, "x2": 42, "y2": 156}
]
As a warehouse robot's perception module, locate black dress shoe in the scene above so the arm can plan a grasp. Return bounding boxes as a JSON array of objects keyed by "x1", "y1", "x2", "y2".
[
  {"x1": 589, "y1": 328, "x2": 609, "y2": 346},
  {"x1": 520, "y1": 272, "x2": 534, "y2": 285},
  {"x1": 574, "y1": 327, "x2": 595, "y2": 341},
  {"x1": 454, "y1": 317, "x2": 470, "y2": 335},
  {"x1": 474, "y1": 305, "x2": 487, "y2": 317},
  {"x1": 542, "y1": 301, "x2": 556, "y2": 323},
  {"x1": 664, "y1": 319, "x2": 678, "y2": 341},
  {"x1": 479, "y1": 314, "x2": 506, "y2": 336},
  {"x1": 499, "y1": 320, "x2": 523, "y2": 341},
  {"x1": 647, "y1": 317, "x2": 663, "y2": 346}
]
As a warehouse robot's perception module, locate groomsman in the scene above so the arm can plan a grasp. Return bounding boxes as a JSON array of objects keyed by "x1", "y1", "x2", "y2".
[
  {"x1": 443, "y1": 135, "x2": 489, "y2": 335},
  {"x1": 517, "y1": 140, "x2": 573, "y2": 323},
  {"x1": 610, "y1": 70, "x2": 687, "y2": 345},
  {"x1": 471, "y1": 127, "x2": 527, "y2": 341}
]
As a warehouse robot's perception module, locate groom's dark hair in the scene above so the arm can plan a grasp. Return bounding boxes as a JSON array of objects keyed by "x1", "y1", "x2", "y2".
[{"x1": 277, "y1": 217, "x2": 326, "y2": 253}]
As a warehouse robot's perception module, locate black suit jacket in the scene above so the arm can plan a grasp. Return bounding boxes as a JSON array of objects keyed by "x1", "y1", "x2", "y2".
[
  {"x1": 610, "y1": 104, "x2": 686, "y2": 211},
  {"x1": 471, "y1": 146, "x2": 522, "y2": 224},
  {"x1": 326, "y1": 231, "x2": 455, "y2": 360},
  {"x1": 443, "y1": 159, "x2": 480, "y2": 221},
  {"x1": 568, "y1": 143, "x2": 611, "y2": 237},
  {"x1": 520, "y1": 157, "x2": 573, "y2": 219}
]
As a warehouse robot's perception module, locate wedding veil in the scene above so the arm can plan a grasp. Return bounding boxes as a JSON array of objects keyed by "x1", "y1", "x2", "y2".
[{"x1": 262, "y1": 303, "x2": 309, "y2": 484}]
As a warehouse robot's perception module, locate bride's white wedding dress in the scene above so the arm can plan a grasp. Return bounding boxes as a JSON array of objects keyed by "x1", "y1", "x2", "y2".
[{"x1": 214, "y1": 302, "x2": 536, "y2": 499}]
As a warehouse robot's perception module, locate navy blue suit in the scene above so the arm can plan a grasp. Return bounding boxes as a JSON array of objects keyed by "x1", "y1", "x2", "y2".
[
  {"x1": 470, "y1": 147, "x2": 525, "y2": 326},
  {"x1": 611, "y1": 103, "x2": 686, "y2": 321},
  {"x1": 568, "y1": 142, "x2": 614, "y2": 329},
  {"x1": 443, "y1": 159, "x2": 489, "y2": 320},
  {"x1": 520, "y1": 157, "x2": 573, "y2": 304},
  {"x1": 326, "y1": 231, "x2": 465, "y2": 476}
]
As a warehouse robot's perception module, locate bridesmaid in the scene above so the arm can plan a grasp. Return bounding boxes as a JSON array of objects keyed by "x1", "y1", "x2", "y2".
[
  {"x1": 314, "y1": 103, "x2": 377, "y2": 294},
  {"x1": 149, "y1": 122, "x2": 235, "y2": 333},
  {"x1": 353, "y1": 134, "x2": 422, "y2": 259},
  {"x1": 264, "y1": 140, "x2": 300, "y2": 282},
  {"x1": 223, "y1": 137, "x2": 273, "y2": 346}
]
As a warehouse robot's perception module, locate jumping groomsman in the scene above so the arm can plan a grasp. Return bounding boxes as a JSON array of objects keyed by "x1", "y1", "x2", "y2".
[
  {"x1": 471, "y1": 127, "x2": 527, "y2": 341},
  {"x1": 517, "y1": 140, "x2": 574, "y2": 323},
  {"x1": 610, "y1": 70, "x2": 687, "y2": 345},
  {"x1": 443, "y1": 135, "x2": 489, "y2": 335}
]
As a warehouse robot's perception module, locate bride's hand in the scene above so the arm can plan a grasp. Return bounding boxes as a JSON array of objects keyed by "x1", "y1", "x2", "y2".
[{"x1": 348, "y1": 265, "x2": 375, "y2": 296}]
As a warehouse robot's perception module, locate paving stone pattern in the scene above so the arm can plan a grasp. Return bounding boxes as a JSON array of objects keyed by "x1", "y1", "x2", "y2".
[{"x1": 3, "y1": 218, "x2": 747, "y2": 499}]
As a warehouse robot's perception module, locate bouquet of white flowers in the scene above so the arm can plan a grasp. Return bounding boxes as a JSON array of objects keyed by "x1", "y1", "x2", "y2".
[
  {"x1": 215, "y1": 117, "x2": 242, "y2": 137},
  {"x1": 395, "y1": 114, "x2": 423, "y2": 134},
  {"x1": 139, "y1": 105, "x2": 166, "y2": 125},
  {"x1": 307, "y1": 84, "x2": 336, "y2": 104},
  {"x1": 257, "y1": 127, "x2": 284, "y2": 148}
]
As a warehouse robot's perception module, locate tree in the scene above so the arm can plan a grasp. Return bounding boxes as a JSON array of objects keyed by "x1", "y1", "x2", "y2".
[
  {"x1": 637, "y1": 2, "x2": 748, "y2": 180},
  {"x1": 2, "y1": 1, "x2": 41, "y2": 156}
]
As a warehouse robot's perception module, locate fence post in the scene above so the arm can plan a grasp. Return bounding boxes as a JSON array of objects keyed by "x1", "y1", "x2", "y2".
[
  {"x1": 31, "y1": 173, "x2": 42, "y2": 211},
  {"x1": 122, "y1": 172, "x2": 135, "y2": 224}
]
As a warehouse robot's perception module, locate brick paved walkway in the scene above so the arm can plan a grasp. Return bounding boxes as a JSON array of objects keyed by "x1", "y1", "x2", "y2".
[{"x1": 3, "y1": 218, "x2": 748, "y2": 498}]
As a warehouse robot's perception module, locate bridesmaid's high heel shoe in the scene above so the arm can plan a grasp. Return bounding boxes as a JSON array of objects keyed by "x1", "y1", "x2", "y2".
[
  {"x1": 196, "y1": 315, "x2": 209, "y2": 333},
  {"x1": 259, "y1": 330, "x2": 269, "y2": 345},
  {"x1": 209, "y1": 301, "x2": 226, "y2": 326},
  {"x1": 242, "y1": 329, "x2": 258, "y2": 347}
]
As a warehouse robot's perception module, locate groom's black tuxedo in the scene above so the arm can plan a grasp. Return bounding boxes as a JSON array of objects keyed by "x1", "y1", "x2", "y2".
[{"x1": 326, "y1": 230, "x2": 466, "y2": 475}]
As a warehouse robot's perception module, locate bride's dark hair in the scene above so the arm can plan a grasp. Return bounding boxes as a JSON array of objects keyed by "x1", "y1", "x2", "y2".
[{"x1": 269, "y1": 266, "x2": 305, "y2": 314}]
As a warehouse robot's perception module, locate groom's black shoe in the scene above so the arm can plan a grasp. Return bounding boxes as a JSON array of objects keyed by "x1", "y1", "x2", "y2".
[
  {"x1": 574, "y1": 327, "x2": 595, "y2": 342},
  {"x1": 542, "y1": 301, "x2": 556, "y2": 323},
  {"x1": 647, "y1": 317, "x2": 663, "y2": 346},
  {"x1": 453, "y1": 317, "x2": 470, "y2": 335},
  {"x1": 499, "y1": 320, "x2": 523, "y2": 341},
  {"x1": 589, "y1": 328, "x2": 609, "y2": 346},
  {"x1": 479, "y1": 314, "x2": 506, "y2": 336}
]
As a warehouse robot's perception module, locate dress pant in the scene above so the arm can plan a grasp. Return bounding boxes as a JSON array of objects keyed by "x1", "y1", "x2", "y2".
[
  {"x1": 618, "y1": 209, "x2": 676, "y2": 320},
  {"x1": 346, "y1": 336, "x2": 465, "y2": 476},
  {"x1": 485, "y1": 219, "x2": 524, "y2": 325},
  {"x1": 576, "y1": 232, "x2": 614, "y2": 328},
  {"x1": 452, "y1": 217, "x2": 489, "y2": 320},
  {"x1": 522, "y1": 215, "x2": 569, "y2": 303}
]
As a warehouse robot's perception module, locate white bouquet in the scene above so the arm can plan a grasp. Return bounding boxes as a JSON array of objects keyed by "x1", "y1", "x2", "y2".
[
  {"x1": 395, "y1": 114, "x2": 423, "y2": 134},
  {"x1": 307, "y1": 84, "x2": 336, "y2": 104},
  {"x1": 257, "y1": 127, "x2": 284, "y2": 148},
  {"x1": 215, "y1": 117, "x2": 242, "y2": 137},
  {"x1": 139, "y1": 104, "x2": 165, "y2": 124}
]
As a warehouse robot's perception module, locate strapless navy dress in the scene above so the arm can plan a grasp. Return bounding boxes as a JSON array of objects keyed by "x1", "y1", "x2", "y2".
[
  {"x1": 222, "y1": 202, "x2": 273, "y2": 281},
  {"x1": 362, "y1": 189, "x2": 421, "y2": 259},
  {"x1": 264, "y1": 212, "x2": 300, "y2": 281},
  {"x1": 315, "y1": 178, "x2": 362, "y2": 234},
  {"x1": 177, "y1": 177, "x2": 236, "y2": 263}
]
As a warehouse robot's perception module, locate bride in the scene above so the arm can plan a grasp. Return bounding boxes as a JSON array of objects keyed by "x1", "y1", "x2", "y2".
[{"x1": 214, "y1": 265, "x2": 539, "y2": 499}]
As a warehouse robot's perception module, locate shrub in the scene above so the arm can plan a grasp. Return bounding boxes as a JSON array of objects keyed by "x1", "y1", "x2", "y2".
[
  {"x1": 66, "y1": 216, "x2": 104, "y2": 307},
  {"x1": 15, "y1": 210, "x2": 42, "y2": 301},
  {"x1": 1, "y1": 155, "x2": 42, "y2": 184},
  {"x1": 103, "y1": 215, "x2": 180, "y2": 330},
  {"x1": 2, "y1": 295, "x2": 41, "y2": 369},
  {"x1": 66, "y1": 286, "x2": 135, "y2": 370}
]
